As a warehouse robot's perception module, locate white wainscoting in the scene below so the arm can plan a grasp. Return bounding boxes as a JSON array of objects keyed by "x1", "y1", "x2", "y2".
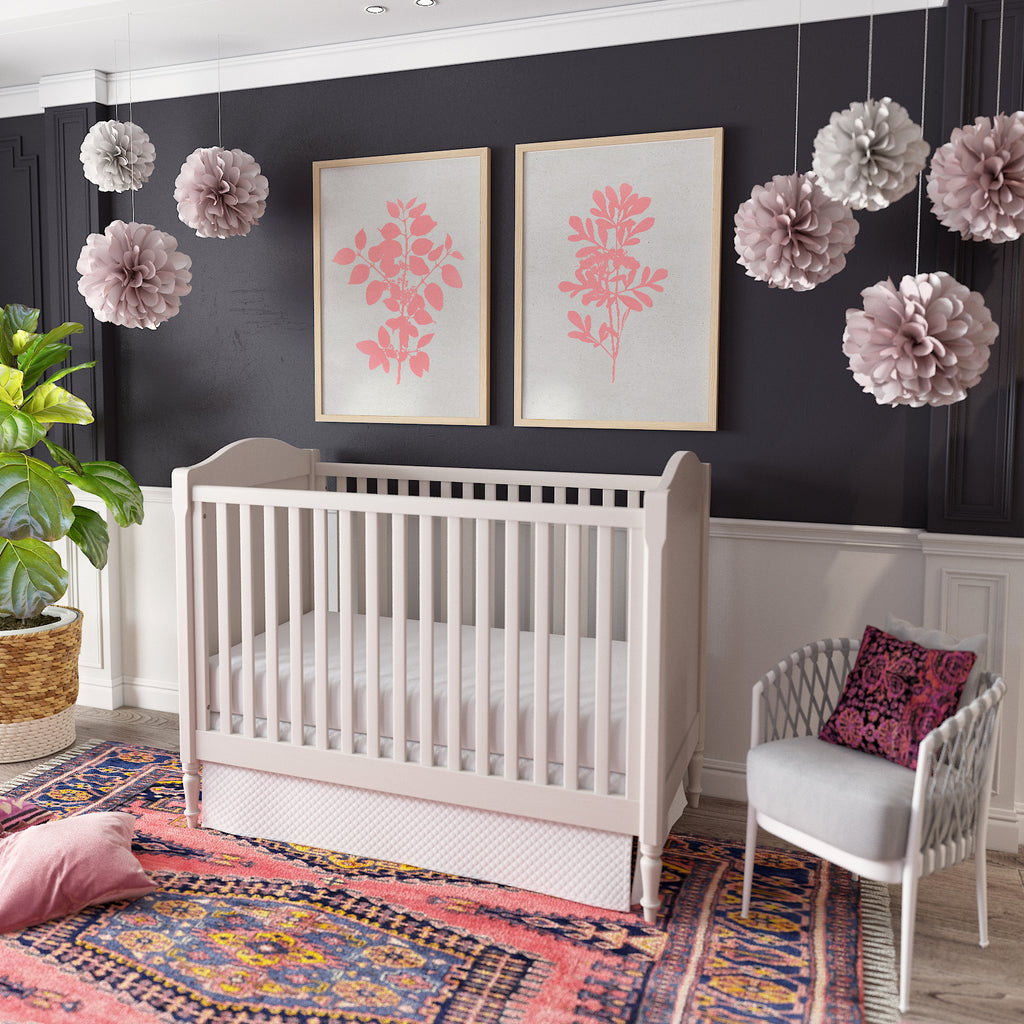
[{"x1": 84, "y1": 488, "x2": 1023, "y2": 851}]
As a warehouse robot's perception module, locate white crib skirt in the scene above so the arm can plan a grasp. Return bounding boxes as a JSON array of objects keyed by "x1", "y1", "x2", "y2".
[{"x1": 201, "y1": 762, "x2": 635, "y2": 910}]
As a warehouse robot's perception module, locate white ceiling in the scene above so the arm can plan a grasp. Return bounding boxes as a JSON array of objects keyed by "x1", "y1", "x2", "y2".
[{"x1": 0, "y1": 0, "x2": 943, "y2": 112}]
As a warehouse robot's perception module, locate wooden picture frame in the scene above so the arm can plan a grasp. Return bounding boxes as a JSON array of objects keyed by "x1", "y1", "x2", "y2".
[
  {"x1": 514, "y1": 129, "x2": 722, "y2": 430},
  {"x1": 314, "y1": 148, "x2": 490, "y2": 424}
]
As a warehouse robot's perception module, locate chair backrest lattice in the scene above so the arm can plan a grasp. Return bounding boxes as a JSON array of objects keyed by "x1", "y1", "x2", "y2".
[
  {"x1": 759, "y1": 639, "x2": 859, "y2": 743},
  {"x1": 918, "y1": 674, "x2": 1005, "y2": 874}
]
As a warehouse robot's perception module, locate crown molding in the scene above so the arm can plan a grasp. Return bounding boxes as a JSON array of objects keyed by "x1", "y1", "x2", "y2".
[{"x1": 4, "y1": 0, "x2": 944, "y2": 117}]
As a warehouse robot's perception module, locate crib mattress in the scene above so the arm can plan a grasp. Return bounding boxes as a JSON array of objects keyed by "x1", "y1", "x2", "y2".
[{"x1": 207, "y1": 611, "x2": 630, "y2": 773}]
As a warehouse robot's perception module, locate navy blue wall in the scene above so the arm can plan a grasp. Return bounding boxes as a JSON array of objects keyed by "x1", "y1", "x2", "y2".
[{"x1": 2, "y1": 6, "x2": 1020, "y2": 530}]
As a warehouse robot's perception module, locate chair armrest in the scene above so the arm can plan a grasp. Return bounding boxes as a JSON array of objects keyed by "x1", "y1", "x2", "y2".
[
  {"x1": 910, "y1": 673, "x2": 1006, "y2": 874},
  {"x1": 751, "y1": 638, "x2": 859, "y2": 747}
]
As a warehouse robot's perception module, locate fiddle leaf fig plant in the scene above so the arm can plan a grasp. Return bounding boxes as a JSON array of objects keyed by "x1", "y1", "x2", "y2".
[{"x1": 0, "y1": 304, "x2": 144, "y2": 626}]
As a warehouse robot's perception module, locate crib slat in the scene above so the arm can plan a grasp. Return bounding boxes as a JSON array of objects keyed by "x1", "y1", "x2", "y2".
[
  {"x1": 365, "y1": 512, "x2": 381, "y2": 758},
  {"x1": 313, "y1": 508, "x2": 329, "y2": 751},
  {"x1": 594, "y1": 525, "x2": 613, "y2": 795},
  {"x1": 215, "y1": 503, "x2": 232, "y2": 736},
  {"x1": 392, "y1": 512, "x2": 407, "y2": 763},
  {"x1": 419, "y1": 515, "x2": 434, "y2": 767},
  {"x1": 503, "y1": 519, "x2": 520, "y2": 781},
  {"x1": 263, "y1": 507, "x2": 280, "y2": 743},
  {"x1": 563, "y1": 523, "x2": 581, "y2": 791},
  {"x1": 447, "y1": 516, "x2": 461, "y2": 769},
  {"x1": 338, "y1": 510, "x2": 354, "y2": 755},
  {"x1": 191, "y1": 503, "x2": 209, "y2": 732},
  {"x1": 288, "y1": 507, "x2": 304, "y2": 745},
  {"x1": 475, "y1": 517, "x2": 490, "y2": 777},
  {"x1": 533, "y1": 522, "x2": 550, "y2": 785},
  {"x1": 625, "y1": 524, "x2": 644, "y2": 799},
  {"x1": 239, "y1": 504, "x2": 256, "y2": 739}
]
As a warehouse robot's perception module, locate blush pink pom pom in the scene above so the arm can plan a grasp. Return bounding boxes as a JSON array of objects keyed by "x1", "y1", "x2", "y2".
[
  {"x1": 76, "y1": 221, "x2": 192, "y2": 330},
  {"x1": 174, "y1": 146, "x2": 269, "y2": 239},
  {"x1": 927, "y1": 112, "x2": 1024, "y2": 243},
  {"x1": 734, "y1": 173, "x2": 859, "y2": 291},
  {"x1": 843, "y1": 271, "x2": 998, "y2": 407}
]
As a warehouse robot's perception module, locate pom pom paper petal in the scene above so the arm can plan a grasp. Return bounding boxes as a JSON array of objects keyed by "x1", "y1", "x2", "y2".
[
  {"x1": 76, "y1": 221, "x2": 192, "y2": 330},
  {"x1": 79, "y1": 120, "x2": 156, "y2": 193},
  {"x1": 812, "y1": 97, "x2": 929, "y2": 211},
  {"x1": 927, "y1": 111, "x2": 1024, "y2": 243},
  {"x1": 843, "y1": 271, "x2": 998, "y2": 407},
  {"x1": 174, "y1": 146, "x2": 269, "y2": 238},
  {"x1": 733, "y1": 172, "x2": 859, "y2": 291}
]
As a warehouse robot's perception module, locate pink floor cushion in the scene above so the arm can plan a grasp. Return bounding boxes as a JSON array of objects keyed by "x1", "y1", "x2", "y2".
[{"x1": 0, "y1": 811, "x2": 154, "y2": 932}]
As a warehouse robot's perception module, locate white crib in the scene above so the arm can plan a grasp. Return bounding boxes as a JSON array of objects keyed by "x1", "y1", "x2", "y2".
[{"x1": 173, "y1": 438, "x2": 709, "y2": 920}]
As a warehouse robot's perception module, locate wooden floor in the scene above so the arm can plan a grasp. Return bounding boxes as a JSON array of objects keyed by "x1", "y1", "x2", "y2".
[{"x1": 2, "y1": 705, "x2": 1022, "y2": 1024}]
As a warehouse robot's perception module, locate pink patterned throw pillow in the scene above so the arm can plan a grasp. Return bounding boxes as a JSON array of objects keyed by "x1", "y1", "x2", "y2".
[{"x1": 819, "y1": 625, "x2": 976, "y2": 770}]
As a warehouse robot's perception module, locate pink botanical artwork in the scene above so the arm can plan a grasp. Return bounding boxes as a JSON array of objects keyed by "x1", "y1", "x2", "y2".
[
  {"x1": 558, "y1": 184, "x2": 667, "y2": 382},
  {"x1": 333, "y1": 198, "x2": 463, "y2": 383}
]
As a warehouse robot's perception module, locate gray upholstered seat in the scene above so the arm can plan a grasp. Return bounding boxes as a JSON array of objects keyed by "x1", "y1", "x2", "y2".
[{"x1": 746, "y1": 735, "x2": 915, "y2": 862}]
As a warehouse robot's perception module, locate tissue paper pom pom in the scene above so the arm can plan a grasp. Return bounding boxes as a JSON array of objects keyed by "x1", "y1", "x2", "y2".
[
  {"x1": 734, "y1": 172, "x2": 859, "y2": 291},
  {"x1": 927, "y1": 112, "x2": 1024, "y2": 243},
  {"x1": 76, "y1": 221, "x2": 192, "y2": 330},
  {"x1": 843, "y1": 271, "x2": 998, "y2": 407},
  {"x1": 812, "y1": 97, "x2": 930, "y2": 211},
  {"x1": 79, "y1": 120, "x2": 155, "y2": 193},
  {"x1": 174, "y1": 147, "x2": 269, "y2": 238}
]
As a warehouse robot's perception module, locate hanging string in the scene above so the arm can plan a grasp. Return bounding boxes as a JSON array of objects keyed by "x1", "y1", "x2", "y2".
[
  {"x1": 128, "y1": 11, "x2": 135, "y2": 222},
  {"x1": 915, "y1": 3, "x2": 929, "y2": 276},
  {"x1": 217, "y1": 35, "x2": 223, "y2": 149},
  {"x1": 865, "y1": 3, "x2": 874, "y2": 101},
  {"x1": 996, "y1": 0, "x2": 1006, "y2": 113},
  {"x1": 792, "y1": 0, "x2": 802, "y2": 174}
]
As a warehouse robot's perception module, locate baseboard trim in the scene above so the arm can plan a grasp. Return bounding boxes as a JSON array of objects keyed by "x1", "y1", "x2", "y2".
[{"x1": 118, "y1": 677, "x2": 179, "y2": 715}]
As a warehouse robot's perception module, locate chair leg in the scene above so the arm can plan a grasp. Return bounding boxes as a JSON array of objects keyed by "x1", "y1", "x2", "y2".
[
  {"x1": 898, "y1": 865, "x2": 920, "y2": 1015},
  {"x1": 976, "y1": 850, "x2": 990, "y2": 949},
  {"x1": 741, "y1": 804, "x2": 758, "y2": 917}
]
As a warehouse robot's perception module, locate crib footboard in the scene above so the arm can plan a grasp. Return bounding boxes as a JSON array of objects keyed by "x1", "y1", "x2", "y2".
[{"x1": 174, "y1": 439, "x2": 709, "y2": 919}]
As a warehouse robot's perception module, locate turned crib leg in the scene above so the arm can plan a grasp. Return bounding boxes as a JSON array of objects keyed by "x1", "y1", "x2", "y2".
[
  {"x1": 182, "y1": 762, "x2": 201, "y2": 828},
  {"x1": 639, "y1": 842, "x2": 662, "y2": 924}
]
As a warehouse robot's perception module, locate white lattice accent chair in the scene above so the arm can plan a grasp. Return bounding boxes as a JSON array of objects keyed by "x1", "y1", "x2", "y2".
[{"x1": 741, "y1": 636, "x2": 1005, "y2": 1014}]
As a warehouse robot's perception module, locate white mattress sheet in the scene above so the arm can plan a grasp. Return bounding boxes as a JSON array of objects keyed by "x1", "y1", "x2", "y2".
[{"x1": 208, "y1": 612, "x2": 629, "y2": 773}]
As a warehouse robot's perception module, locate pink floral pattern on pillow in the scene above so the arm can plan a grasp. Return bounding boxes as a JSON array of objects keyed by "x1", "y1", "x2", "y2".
[{"x1": 819, "y1": 625, "x2": 976, "y2": 769}]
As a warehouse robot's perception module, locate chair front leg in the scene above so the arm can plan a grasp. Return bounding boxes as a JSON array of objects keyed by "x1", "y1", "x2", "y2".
[
  {"x1": 899, "y1": 862, "x2": 921, "y2": 1014},
  {"x1": 741, "y1": 804, "x2": 758, "y2": 917}
]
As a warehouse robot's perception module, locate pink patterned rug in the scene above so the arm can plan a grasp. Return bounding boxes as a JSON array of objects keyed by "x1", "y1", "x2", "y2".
[{"x1": 0, "y1": 742, "x2": 896, "y2": 1023}]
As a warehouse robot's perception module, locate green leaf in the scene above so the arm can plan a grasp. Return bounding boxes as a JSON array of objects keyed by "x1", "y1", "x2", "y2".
[
  {"x1": 1, "y1": 306, "x2": 39, "y2": 367},
  {"x1": 0, "y1": 453, "x2": 75, "y2": 541},
  {"x1": 17, "y1": 338, "x2": 74, "y2": 390},
  {"x1": 42, "y1": 439, "x2": 83, "y2": 476},
  {"x1": 0, "y1": 537, "x2": 68, "y2": 619},
  {"x1": 56, "y1": 460, "x2": 144, "y2": 528},
  {"x1": 0, "y1": 365, "x2": 24, "y2": 408},
  {"x1": 41, "y1": 360, "x2": 96, "y2": 389},
  {"x1": 21, "y1": 382, "x2": 94, "y2": 425},
  {"x1": 0, "y1": 408, "x2": 47, "y2": 453},
  {"x1": 67, "y1": 505, "x2": 109, "y2": 570}
]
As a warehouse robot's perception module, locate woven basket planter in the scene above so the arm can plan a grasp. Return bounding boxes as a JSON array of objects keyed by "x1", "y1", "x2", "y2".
[{"x1": 0, "y1": 606, "x2": 82, "y2": 763}]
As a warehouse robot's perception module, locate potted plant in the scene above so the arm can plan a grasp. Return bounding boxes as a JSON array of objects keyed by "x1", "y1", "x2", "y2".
[{"x1": 0, "y1": 303, "x2": 144, "y2": 762}]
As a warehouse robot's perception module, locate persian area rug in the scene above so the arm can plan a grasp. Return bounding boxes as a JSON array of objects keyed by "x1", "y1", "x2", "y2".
[{"x1": 0, "y1": 742, "x2": 897, "y2": 1024}]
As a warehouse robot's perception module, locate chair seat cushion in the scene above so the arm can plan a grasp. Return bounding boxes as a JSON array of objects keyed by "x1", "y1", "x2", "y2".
[{"x1": 747, "y1": 735, "x2": 916, "y2": 862}]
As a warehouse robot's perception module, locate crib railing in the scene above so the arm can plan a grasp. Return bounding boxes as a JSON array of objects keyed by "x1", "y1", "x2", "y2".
[{"x1": 188, "y1": 476, "x2": 652, "y2": 798}]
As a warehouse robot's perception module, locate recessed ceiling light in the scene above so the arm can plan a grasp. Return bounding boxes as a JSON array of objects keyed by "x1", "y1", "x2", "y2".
[
  {"x1": 365, "y1": 5, "x2": 386, "y2": 12},
  {"x1": 415, "y1": 0, "x2": 436, "y2": 6}
]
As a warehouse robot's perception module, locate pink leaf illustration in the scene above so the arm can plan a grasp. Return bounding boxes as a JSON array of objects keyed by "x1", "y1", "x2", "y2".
[
  {"x1": 337, "y1": 197, "x2": 463, "y2": 385},
  {"x1": 409, "y1": 349, "x2": 429, "y2": 377},
  {"x1": 560, "y1": 183, "x2": 666, "y2": 382},
  {"x1": 424, "y1": 282, "x2": 444, "y2": 311}
]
